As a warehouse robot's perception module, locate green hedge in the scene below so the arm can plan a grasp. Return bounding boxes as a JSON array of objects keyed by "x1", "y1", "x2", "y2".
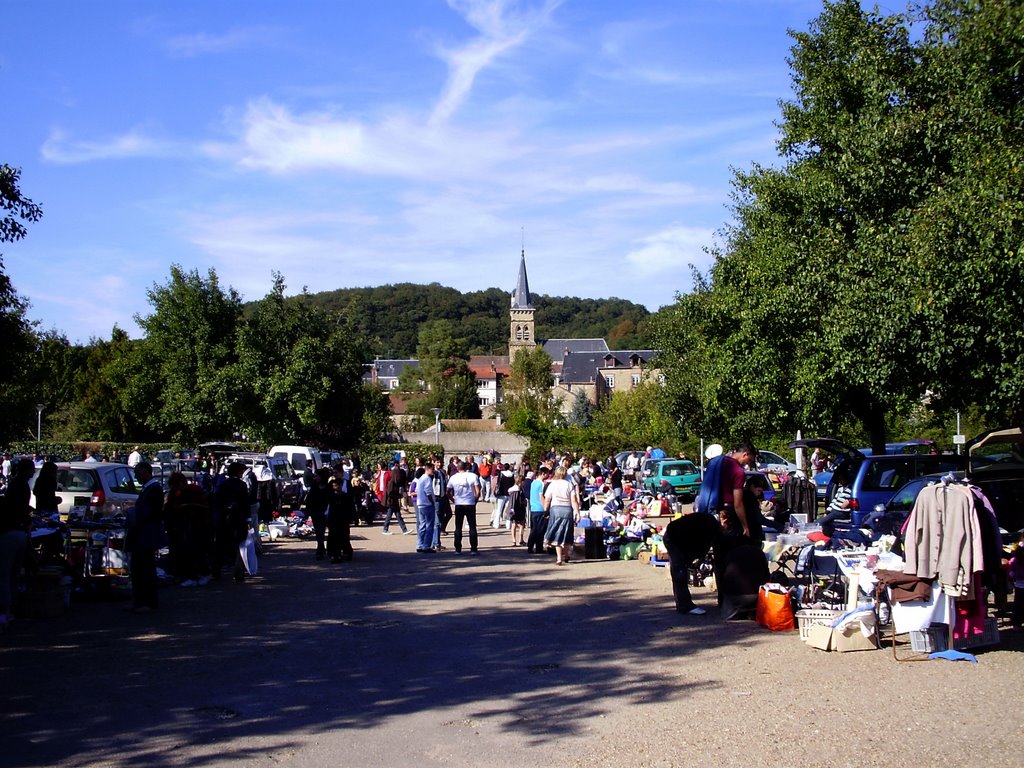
[
  {"x1": 6, "y1": 440, "x2": 456, "y2": 471},
  {"x1": 4, "y1": 441, "x2": 264, "y2": 461}
]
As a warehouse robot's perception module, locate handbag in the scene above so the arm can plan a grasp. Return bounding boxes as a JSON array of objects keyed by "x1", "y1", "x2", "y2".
[{"x1": 756, "y1": 584, "x2": 795, "y2": 631}]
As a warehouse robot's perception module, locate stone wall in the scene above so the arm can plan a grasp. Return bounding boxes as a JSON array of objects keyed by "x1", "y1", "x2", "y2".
[{"x1": 415, "y1": 429, "x2": 531, "y2": 464}]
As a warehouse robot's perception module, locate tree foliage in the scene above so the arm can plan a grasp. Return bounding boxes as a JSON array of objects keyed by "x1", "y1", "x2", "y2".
[
  {"x1": 300, "y1": 282, "x2": 652, "y2": 357},
  {"x1": 132, "y1": 265, "x2": 243, "y2": 443},
  {"x1": 566, "y1": 390, "x2": 593, "y2": 428},
  {"x1": 0, "y1": 165, "x2": 42, "y2": 443},
  {"x1": 655, "y1": 0, "x2": 1024, "y2": 453}
]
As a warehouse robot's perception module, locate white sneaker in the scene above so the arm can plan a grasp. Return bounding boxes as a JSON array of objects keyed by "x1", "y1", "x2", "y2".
[
  {"x1": 686, "y1": 607, "x2": 707, "y2": 616},
  {"x1": 402, "y1": 529, "x2": 414, "y2": 535},
  {"x1": 381, "y1": 530, "x2": 393, "y2": 535}
]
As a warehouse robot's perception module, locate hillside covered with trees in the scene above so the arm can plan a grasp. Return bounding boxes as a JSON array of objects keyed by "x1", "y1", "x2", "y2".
[{"x1": 296, "y1": 283, "x2": 653, "y2": 358}]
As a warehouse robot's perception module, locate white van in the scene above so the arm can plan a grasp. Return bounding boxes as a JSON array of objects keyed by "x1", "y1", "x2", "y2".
[{"x1": 268, "y1": 445, "x2": 323, "y2": 474}]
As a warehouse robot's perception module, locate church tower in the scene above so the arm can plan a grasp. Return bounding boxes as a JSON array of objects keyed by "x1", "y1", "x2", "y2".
[{"x1": 509, "y1": 249, "x2": 536, "y2": 364}]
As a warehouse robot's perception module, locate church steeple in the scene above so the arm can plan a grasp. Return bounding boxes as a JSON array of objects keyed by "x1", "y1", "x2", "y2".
[
  {"x1": 512, "y1": 248, "x2": 532, "y2": 309},
  {"x1": 509, "y1": 248, "x2": 536, "y2": 363}
]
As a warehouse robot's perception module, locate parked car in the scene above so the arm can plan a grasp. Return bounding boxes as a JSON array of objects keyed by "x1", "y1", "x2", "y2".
[
  {"x1": 225, "y1": 453, "x2": 303, "y2": 510},
  {"x1": 882, "y1": 439, "x2": 936, "y2": 455},
  {"x1": 862, "y1": 472, "x2": 954, "y2": 535},
  {"x1": 268, "y1": 444, "x2": 324, "y2": 474},
  {"x1": 965, "y1": 426, "x2": 1024, "y2": 535},
  {"x1": 198, "y1": 442, "x2": 240, "y2": 462},
  {"x1": 812, "y1": 470, "x2": 833, "y2": 501},
  {"x1": 31, "y1": 461, "x2": 140, "y2": 521},
  {"x1": 638, "y1": 457, "x2": 666, "y2": 485},
  {"x1": 789, "y1": 437, "x2": 966, "y2": 513},
  {"x1": 756, "y1": 450, "x2": 798, "y2": 474},
  {"x1": 644, "y1": 459, "x2": 702, "y2": 501}
]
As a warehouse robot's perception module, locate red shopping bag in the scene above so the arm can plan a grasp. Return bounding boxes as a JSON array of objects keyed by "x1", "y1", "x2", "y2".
[{"x1": 756, "y1": 584, "x2": 795, "y2": 631}]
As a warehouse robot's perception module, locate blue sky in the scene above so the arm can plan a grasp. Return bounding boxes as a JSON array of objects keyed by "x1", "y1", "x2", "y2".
[{"x1": 3, "y1": 0, "x2": 828, "y2": 343}]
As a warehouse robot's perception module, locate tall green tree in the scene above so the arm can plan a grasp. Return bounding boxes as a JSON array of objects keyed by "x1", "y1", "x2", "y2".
[
  {"x1": 402, "y1": 319, "x2": 480, "y2": 420},
  {"x1": 566, "y1": 390, "x2": 593, "y2": 428},
  {"x1": 133, "y1": 265, "x2": 242, "y2": 443},
  {"x1": 358, "y1": 383, "x2": 395, "y2": 444},
  {"x1": 229, "y1": 274, "x2": 370, "y2": 447},
  {"x1": 657, "y1": 0, "x2": 1024, "y2": 452},
  {"x1": 0, "y1": 165, "x2": 42, "y2": 443},
  {"x1": 498, "y1": 347, "x2": 559, "y2": 437},
  {"x1": 589, "y1": 380, "x2": 681, "y2": 455},
  {"x1": 908, "y1": 0, "x2": 1024, "y2": 422}
]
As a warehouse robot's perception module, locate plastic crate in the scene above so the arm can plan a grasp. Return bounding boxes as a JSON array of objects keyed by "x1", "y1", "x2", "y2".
[
  {"x1": 910, "y1": 624, "x2": 948, "y2": 653},
  {"x1": 953, "y1": 617, "x2": 1000, "y2": 650},
  {"x1": 796, "y1": 609, "x2": 843, "y2": 641}
]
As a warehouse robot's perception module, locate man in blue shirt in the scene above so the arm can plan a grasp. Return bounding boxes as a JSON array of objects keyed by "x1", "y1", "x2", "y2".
[{"x1": 414, "y1": 463, "x2": 437, "y2": 553}]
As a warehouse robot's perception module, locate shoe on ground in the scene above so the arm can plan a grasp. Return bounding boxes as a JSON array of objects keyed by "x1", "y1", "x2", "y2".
[
  {"x1": 402, "y1": 530, "x2": 414, "y2": 535},
  {"x1": 180, "y1": 579, "x2": 197, "y2": 587},
  {"x1": 686, "y1": 607, "x2": 707, "y2": 616},
  {"x1": 197, "y1": 576, "x2": 211, "y2": 586},
  {"x1": 469, "y1": 550, "x2": 479, "y2": 556},
  {"x1": 381, "y1": 530, "x2": 393, "y2": 535}
]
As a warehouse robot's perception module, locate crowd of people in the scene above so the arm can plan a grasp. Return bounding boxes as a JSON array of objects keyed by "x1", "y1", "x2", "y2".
[{"x1": 2, "y1": 441, "x2": 784, "y2": 627}]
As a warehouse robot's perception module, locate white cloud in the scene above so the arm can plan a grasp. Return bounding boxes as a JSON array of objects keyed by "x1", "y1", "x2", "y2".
[
  {"x1": 624, "y1": 225, "x2": 716, "y2": 279},
  {"x1": 164, "y1": 26, "x2": 280, "y2": 58},
  {"x1": 429, "y1": 0, "x2": 560, "y2": 125},
  {"x1": 40, "y1": 128, "x2": 181, "y2": 164}
]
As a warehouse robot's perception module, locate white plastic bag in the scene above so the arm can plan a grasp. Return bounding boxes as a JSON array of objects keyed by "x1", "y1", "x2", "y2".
[{"x1": 239, "y1": 531, "x2": 258, "y2": 576}]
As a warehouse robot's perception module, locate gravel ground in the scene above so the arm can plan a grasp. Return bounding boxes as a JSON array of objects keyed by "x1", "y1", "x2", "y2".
[{"x1": 2, "y1": 503, "x2": 1020, "y2": 768}]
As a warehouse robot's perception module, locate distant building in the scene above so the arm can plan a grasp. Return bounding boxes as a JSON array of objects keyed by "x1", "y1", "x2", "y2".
[
  {"x1": 508, "y1": 251, "x2": 660, "y2": 412},
  {"x1": 362, "y1": 358, "x2": 420, "y2": 391},
  {"x1": 468, "y1": 355, "x2": 509, "y2": 410},
  {"x1": 362, "y1": 250, "x2": 660, "y2": 417}
]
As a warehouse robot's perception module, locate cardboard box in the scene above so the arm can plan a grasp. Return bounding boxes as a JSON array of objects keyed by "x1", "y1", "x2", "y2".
[
  {"x1": 806, "y1": 614, "x2": 878, "y2": 652},
  {"x1": 806, "y1": 622, "x2": 834, "y2": 651},
  {"x1": 833, "y1": 615, "x2": 878, "y2": 652}
]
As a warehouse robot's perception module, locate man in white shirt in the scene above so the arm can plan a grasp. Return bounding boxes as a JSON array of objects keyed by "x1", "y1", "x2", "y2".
[
  {"x1": 625, "y1": 451, "x2": 641, "y2": 482},
  {"x1": 448, "y1": 461, "x2": 481, "y2": 555},
  {"x1": 128, "y1": 447, "x2": 142, "y2": 468}
]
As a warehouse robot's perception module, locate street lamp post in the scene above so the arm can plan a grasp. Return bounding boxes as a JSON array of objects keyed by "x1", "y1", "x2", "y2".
[
  {"x1": 36, "y1": 403, "x2": 44, "y2": 451},
  {"x1": 431, "y1": 408, "x2": 442, "y2": 445}
]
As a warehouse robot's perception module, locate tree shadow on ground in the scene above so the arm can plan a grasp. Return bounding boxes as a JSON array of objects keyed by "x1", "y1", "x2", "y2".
[{"x1": 2, "y1": 524, "x2": 816, "y2": 767}]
